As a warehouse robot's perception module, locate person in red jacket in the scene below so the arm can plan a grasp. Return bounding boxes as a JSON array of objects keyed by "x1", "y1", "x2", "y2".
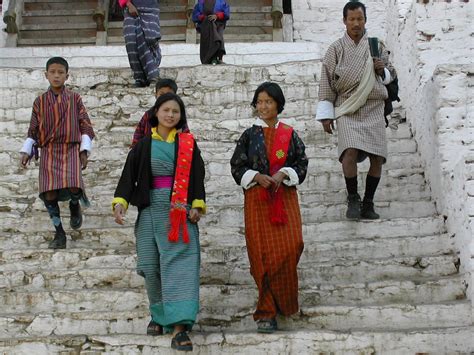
[{"x1": 192, "y1": 0, "x2": 230, "y2": 64}]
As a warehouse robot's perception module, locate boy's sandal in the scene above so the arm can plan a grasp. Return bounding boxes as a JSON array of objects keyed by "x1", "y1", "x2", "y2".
[
  {"x1": 171, "y1": 331, "x2": 193, "y2": 352},
  {"x1": 146, "y1": 320, "x2": 163, "y2": 336},
  {"x1": 257, "y1": 318, "x2": 277, "y2": 333}
]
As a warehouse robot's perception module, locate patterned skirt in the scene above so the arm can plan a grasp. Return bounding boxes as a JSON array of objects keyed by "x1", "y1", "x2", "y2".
[
  {"x1": 244, "y1": 185, "x2": 304, "y2": 319},
  {"x1": 135, "y1": 187, "x2": 200, "y2": 332}
]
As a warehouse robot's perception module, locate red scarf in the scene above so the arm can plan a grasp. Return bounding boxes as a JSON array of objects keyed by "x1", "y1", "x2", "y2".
[
  {"x1": 261, "y1": 123, "x2": 293, "y2": 225},
  {"x1": 168, "y1": 133, "x2": 195, "y2": 243}
]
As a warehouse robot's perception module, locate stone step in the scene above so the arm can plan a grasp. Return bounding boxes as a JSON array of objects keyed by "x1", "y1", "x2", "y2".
[
  {"x1": 20, "y1": 23, "x2": 95, "y2": 31},
  {"x1": 0, "y1": 301, "x2": 470, "y2": 338},
  {"x1": 0, "y1": 216, "x2": 446, "y2": 249},
  {"x1": 17, "y1": 37, "x2": 97, "y2": 46},
  {"x1": 21, "y1": 9, "x2": 95, "y2": 17},
  {"x1": 1, "y1": 276, "x2": 465, "y2": 314},
  {"x1": 1, "y1": 326, "x2": 474, "y2": 354},
  {"x1": 0, "y1": 230, "x2": 454, "y2": 265},
  {"x1": 0, "y1": 247, "x2": 459, "y2": 285},
  {"x1": 23, "y1": 1, "x2": 96, "y2": 12},
  {"x1": 0, "y1": 197, "x2": 437, "y2": 233}
]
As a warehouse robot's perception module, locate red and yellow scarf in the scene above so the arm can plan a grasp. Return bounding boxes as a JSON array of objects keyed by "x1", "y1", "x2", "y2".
[
  {"x1": 261, "y1": 123, "x2": 293, "y2": 225},
  {"x1": 168, "y1": 133, "x2": 195, "y2": 243}
]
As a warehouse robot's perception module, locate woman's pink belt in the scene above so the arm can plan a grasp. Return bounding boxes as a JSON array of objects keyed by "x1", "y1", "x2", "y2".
[{"x1": 152, "y1": 176, "x2": 173, "y2": 189}]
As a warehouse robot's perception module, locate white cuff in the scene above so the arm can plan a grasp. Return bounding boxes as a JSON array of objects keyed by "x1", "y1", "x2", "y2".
[
  {"x1": 241, "y1": 169, "x2": 259, "y2": 190},
  {"x1": 80, "y1": 134, "x2": 93, "y2": 154},
  {"x1": 20, "y1": 137, "x2": 36, "y2": 155},
  {"x1": 316, "y1": 100, "x2": 335, "y2": 120},
  {"x1": 381, "y1": 68, "x2": 391, "y2": 85},
  {"x1": 279, "y1": 167, "x2": 299, "y2": 186}
]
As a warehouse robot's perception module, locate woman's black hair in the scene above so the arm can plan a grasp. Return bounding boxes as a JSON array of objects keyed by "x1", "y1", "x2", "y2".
[
  {"x1": 251, "y1": 82, "x2": 286, "y2": 114},
  {"x1": 149, "y1": 92, "x2": 187, "y2": 130}
]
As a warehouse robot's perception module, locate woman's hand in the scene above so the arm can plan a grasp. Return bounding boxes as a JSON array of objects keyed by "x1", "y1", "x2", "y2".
[
  {"x1": 188, "y1": 208, "x2": 201, "y2": 224},
  {"x1": 253, "y1": 173, "x2": 275, "y2": 189},
  {"x1": 271, "y1": 171, "x2": 287, "y2": 192},
  {"x1": 114, "y1": 203, "x2": 126, "y2": 225},
  {"x1": 127, "y1": 1, "x2": 139, "y2": 17},
  {"x1": 207, "y1": 14, "x2": 217, "y2": 22}
]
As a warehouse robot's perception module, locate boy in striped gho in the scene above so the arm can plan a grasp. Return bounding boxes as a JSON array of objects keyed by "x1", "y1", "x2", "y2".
[{"x1": 20, "y1": 57, "x2": 95, "y2": 249}]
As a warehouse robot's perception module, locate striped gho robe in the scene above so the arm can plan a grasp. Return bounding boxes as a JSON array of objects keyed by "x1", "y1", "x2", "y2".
[
  {"x1": 26, "y1": 87, "x2": 95, "y2": 196},
  {"x1": 122, "y1": 0, "x2": 161, "y2": 83},
  {"x1": 317, "y1": 32, "x2": 397, "y2": 163}
]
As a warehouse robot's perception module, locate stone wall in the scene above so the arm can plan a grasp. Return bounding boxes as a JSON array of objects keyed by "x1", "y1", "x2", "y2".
[
  {"x1": 391, "y1": 0, "x2": 474, "y2": 301},
  {"x1": 292, "y1": 0, "x2": 394, "y2": 49}
]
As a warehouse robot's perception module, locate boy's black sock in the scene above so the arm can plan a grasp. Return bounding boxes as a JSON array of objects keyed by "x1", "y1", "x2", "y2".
[
  {"x1": 364, "y1": 175, "x2": 381, "y2": 201},
  {"x1": 70, "y1": 190, "x2": 82, "y2": 205},
  {"x1": 44, "y1": 199, "x2": 64, "y2": 233},
  {"x1": 344, "y1": 176, "x2": 358, "y2": 195}
]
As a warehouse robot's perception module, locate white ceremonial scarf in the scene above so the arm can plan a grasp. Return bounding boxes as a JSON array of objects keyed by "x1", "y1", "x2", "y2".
[{"x1": 335, "y1": 54, "x2": 375, "y2": 118}]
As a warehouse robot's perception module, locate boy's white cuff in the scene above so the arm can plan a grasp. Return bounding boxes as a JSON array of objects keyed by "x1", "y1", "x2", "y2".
[
  {"x1": 80, "y1": 134, "x2": 92, "y2": 154},
  {"x1": 279, "y1": 167, "x2": 299, "y2": 186},
  {"x1": 316, "y1": 100, "x2": 335, "y2": 120},
  {"x1": 20, "y1": 137, "x2": 36, "y2": 155},
  {"x1": 241, "y1": 169, "x2": 259, "y2": 190}
]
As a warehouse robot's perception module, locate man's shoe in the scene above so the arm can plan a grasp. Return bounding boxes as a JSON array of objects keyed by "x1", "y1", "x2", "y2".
[
  {"x1": 361, "y1": 199, "x2": 380, "y2": 219},
  {"x1": 69, "y1": 201, "x2": 83, "y2": 230},
  {"x1": 48, "y1": 230, "x2": 66, "y2": 249},
  {"x1": 346, "y1": 193, "x2": 361, "y2": 220}
]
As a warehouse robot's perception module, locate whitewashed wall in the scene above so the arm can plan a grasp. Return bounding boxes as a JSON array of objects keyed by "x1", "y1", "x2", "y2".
[
  {"x1": 292, "y1": 0, "x2": 474, "y2": 304},
  {"x1": 390, "y1": 1, "x2": 474, "y2": 302},
  {"x1": 291, "y1": 0, "x2": 395, "y2": 50}
]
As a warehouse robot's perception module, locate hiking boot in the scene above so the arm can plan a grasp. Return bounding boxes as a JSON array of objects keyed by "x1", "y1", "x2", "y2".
[
  {"x1": 361, "y1": 199, "x2": 380, "y2": 220},
  {"x1": 69, "y1": 201, "x2": 82, "y2": 230},
  {"x1": 346, "y1": 193, "x2": 361, "y2": 220},
  {"x1": 48, "y1": 230, "x2": 66, "y2": 249}
]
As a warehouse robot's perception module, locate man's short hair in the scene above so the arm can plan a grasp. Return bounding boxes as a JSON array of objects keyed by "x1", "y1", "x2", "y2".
[
  {"x1": 46, "y1": 57, "x2": 69, "y2": 72},
  {"x1": 343, "y1": 1, "x2": 367, "y2": 21},
  {"x1": 155, "y1": 78, "x2": 178, "y2": 93}
]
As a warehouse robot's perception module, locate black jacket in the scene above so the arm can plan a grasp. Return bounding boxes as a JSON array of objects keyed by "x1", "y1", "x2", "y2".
[
  {"x1": 230, "y1": 125, "x2": 308, "y2": 185},
  {"x1": 114, "y1": 135, "x2": 206, "y2": 211}
]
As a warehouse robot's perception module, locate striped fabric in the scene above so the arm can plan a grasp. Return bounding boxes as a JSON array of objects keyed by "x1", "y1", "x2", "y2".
[
  {"x1": 123, "y1": 1, "x2": 161, "y2": 83},
  {"x1": 136, "y1": 139, "x2": 200, "y2": 332},
  {"x1": 27, "y1": 88, "x2": 95, "y2": 196},
  {"x1": 244, "y1": 127, "x2": 304, "y2": 321},
  {"x1": 319, "y1": 32, "x2": 396, "y2": 162}
]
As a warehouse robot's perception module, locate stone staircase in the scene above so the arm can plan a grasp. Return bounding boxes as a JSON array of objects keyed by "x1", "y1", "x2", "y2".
[
  {"x1": 18, "y1": 0, "x2": 98, "y2": 46},
  {"x1": 14, "y1": 0, "x2": 278, "y2": 47},
  {"x1": 0, "y1": 57, "x2": 473, "y2": 353}
]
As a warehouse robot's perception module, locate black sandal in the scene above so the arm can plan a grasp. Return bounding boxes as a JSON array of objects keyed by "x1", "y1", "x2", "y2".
[
  {"x1": 146, "y1": 320, "x2": 163, "y2": 336},
  {"x1": 171, "y1": 331, "x2": 193, "y2": 352},
  {"x1": 257, "y1": 318, "x2": 278, "y2": 333}
]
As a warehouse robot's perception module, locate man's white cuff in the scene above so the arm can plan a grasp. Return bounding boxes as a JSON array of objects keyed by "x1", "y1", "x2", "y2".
[
  {"x1": 279, "y1": 167, "x2": 299, "y2": 186},
  {"x1": 316, "y1": 100, "x2": 335, "y2": 121},
  {"x1": 80, "y1": 134, "x2": 92, "y2": 154},
  {"x1": 20, "y1": 137, "x2": 35, "y2": 155},
  {"x1": 241, "y1": 169, "x2": 259, "y2": 190},
  {"x1": 382, "y1": 68, "x2": 391, "y2": 85}
]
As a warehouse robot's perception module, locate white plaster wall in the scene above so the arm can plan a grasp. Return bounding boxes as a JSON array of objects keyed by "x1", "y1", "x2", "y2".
[
  {"x1": 391, "y1": 0, "x2": 474, "y2": 304},
  {"x1": 292, "y1": 0, "x2": 474, "y2": 306},
  {"x1": 0, "y1": 0, "x2": 10, "y2": 48},
  {"x1": 291, "y1": 0, "x2": 394, "y2": 50}
]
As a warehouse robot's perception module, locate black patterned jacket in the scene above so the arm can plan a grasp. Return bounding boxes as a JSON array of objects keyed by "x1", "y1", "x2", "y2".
[{"x1": 230, "y1": 124, "x2": 308, "y2": 186}]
